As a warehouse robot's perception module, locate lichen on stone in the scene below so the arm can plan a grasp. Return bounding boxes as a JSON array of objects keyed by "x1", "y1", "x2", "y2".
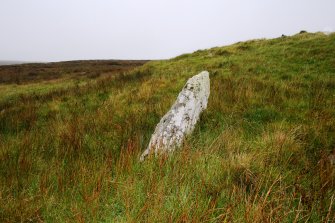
[{"x1": 140, "y1": 71, "x2": 210, "y2": 161}]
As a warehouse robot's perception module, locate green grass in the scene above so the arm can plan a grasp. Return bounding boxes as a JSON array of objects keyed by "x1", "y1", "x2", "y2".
[{"x1": 0, "y1": 32, "x2": 335, "y2": 222}]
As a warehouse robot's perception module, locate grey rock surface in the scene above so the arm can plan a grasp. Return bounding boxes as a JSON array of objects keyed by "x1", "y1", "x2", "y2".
[{"x1": 140, "y1": 71, "x2": 210, "y2": 161}]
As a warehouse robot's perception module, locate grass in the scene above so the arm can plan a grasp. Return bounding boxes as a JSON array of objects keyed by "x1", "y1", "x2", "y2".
[{"x1": 0, "y1": 32, "x2": 334, "y2": 222}]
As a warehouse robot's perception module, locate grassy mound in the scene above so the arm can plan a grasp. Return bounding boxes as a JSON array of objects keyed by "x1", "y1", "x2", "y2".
[{"x1": 0, "y1": 32, "x2": 334, "y2": 222}]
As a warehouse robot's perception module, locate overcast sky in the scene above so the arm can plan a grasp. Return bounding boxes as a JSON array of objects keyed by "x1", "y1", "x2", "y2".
[{"x1": 1, "y1": 0, "x2": 334, "y2": 62}]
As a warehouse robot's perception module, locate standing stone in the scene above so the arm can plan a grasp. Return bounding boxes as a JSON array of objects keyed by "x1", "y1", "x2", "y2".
[{"x1": 140, "y1": 71, "x2": 210, "y2": 161}]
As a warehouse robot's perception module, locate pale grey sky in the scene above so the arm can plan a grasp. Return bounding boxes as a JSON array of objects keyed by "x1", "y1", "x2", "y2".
[{"x1": 1, "y1": 0, "x2": 334, "y2": 61}]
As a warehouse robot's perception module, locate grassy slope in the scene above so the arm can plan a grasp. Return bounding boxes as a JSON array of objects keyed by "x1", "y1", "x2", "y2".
[{"x1": 0, "y1": 32, "x2": 334, "y2": 222}]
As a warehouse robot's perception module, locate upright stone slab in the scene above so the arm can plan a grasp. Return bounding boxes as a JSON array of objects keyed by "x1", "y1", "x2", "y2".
[{"x1": 140, "y1": 71, "x2": 210, "y2": 161}]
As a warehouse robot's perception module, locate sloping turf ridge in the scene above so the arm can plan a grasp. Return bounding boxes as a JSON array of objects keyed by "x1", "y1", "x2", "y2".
[{"x1": 0, "y1": 32, "x2": 334, "y2": 222}]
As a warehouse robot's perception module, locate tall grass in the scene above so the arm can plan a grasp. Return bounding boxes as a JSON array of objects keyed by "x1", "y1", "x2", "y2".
[{"x1": 0, "y1": 32, "x2": 334, "y2": 222}]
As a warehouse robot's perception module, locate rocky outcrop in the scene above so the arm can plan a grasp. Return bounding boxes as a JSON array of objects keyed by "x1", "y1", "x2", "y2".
[{"x1": 140, "y1": 71, "x2": 210, "y2": 161}]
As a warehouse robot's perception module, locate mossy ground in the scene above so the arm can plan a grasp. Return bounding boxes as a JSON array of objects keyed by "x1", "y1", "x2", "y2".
[{"x1": 0, "y1": 32, "x2": 334, "y2": 222}]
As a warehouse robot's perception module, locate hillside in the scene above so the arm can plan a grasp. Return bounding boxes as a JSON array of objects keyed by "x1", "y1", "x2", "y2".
[{"x1": 0, "y1": 32, "x2": 334, "y2": 222}]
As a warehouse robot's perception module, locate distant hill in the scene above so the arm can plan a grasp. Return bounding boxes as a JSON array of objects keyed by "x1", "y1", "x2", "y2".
[
  {"x1": 0, "y1": 61, "x2": 30, "y2": 66},
  {"x1": 0, "y1": 59, "x2": 149, "y2": 84}
]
